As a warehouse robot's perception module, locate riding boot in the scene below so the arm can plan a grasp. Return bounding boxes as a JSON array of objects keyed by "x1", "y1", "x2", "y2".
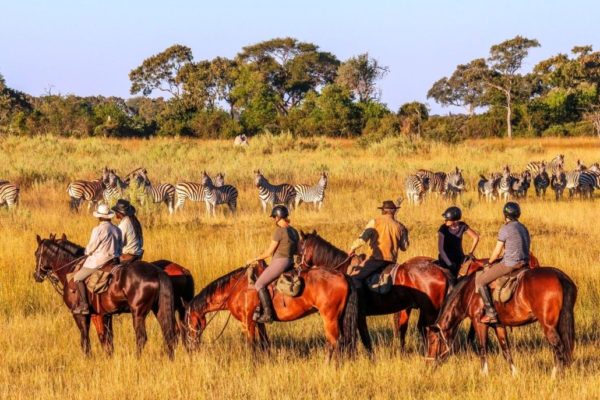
[
  {"x1": 72, "y1": 281, "x2": 90, "y2": 315},
  {"x1": 254, "y1": 288, "x2": 275, "y2": 324},
  {"x1": 478, "y1": 286, "x2": 498, "y2": 324}
]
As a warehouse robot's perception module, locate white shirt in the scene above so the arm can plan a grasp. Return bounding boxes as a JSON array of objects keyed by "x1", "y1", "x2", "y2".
[
  {"x1": 83, "y1": 221, "x2": 122, "y2": 269},
  {"x1": 118, "y1": 217, "x2": 144, "y2": 256}
]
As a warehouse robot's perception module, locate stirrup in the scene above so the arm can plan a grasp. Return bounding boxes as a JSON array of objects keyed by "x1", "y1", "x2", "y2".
[{"x1": 480, "y1": 310, "x2": 498, "y2": 325}]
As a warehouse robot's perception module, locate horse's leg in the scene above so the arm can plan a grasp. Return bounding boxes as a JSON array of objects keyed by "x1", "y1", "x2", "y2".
[
  {"x1": 393, "y1": 309, "x2": 411, "y2": 352},
  {"x1": 473, "y1": 321, "x2": 490, "y2": 375},
  {"x1": 358, "y1": 315, "x2": 374, "y2": 358},
  {"x1": 540, "y1": 323, "x2": 565, "y2": 379},
  {"x1": 321, "y1": 313, "x2": 342, "y2": 363},
  {"x1": 132, "y1": 312, "x2": 148, "y2": 358},
  {"x1": 73, "y1": 314, "x2": 91, "y2": 356},
  {"x1": 417, "y1": 308, "x2": 434, "y2": 355},
  {"x1": 494, "y1": 325, "x2": 517, "y2": 376},
  {"x1": 257, "y1": 323, "x2": 270, "y2": 351},
  {"x1": 104, "y1": 315, "x2": 114, "y2": 356},
  {"x1": 91, "y1": 314, "x2": 114, "y2": 356}
]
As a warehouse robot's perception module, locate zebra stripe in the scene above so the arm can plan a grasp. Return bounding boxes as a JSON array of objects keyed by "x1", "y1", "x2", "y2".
[
  {"x1": 510, "y1": 170, "x2": 531, "y2": 198},
  {"x1": 200, "y1": 171, "x2": 238, "y2": 216},
  {"x1": 415, "y1": 170, "x2": 445, "y2": 194},
  {"x1": 498, "y1": 166, "x2": 515, "y2": 201},
  {"x1": 533, "y1": 164, "x2": 550, "y2": 197},
  {"x1": 444, "y1": 167, "x2": 465, "y2": 200},
  {"x1": 405, "y1": 174, "x2": 428, "y2": 204},
  {"x1": 0, "y1": 182, "x2": 20, "y2": 209},
  {"x1": 565, "y1": 170, "x2": 596, "y2": 199},
  {"x1": 174, "y1": 173, "x2": 223, "y2": 211},
  {"x1": 478, "y1": 173, "x2": 501, "y2": 202},
  {"x1": 550, "y1": 168, "x2": 567, "y2": 201},
  {"x1": 132, "y1": 169, "x2": 176, "y2": 214},
  {"x1": 254, "y1": 170, "x2": 296, "y2": 212},
  {"x1": 294, "y1": 172, "x2": 328, "y2": 210},
  {"x1": 103, "y1": 169, "x2": 129, "y2": 205},
  {"x1": 527, "y1": 154, "x2": 564, "y2": 176},
  {"x1": 67, "y1": 179, "x2": 105, "y2": 212}
]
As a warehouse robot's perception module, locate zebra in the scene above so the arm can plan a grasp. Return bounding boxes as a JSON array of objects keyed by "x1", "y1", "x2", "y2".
[
  {"x1": 405, "y1": 174, "x2": 429, "y2": 204},
  {"x1": 443, "y1": 167, "x2": 465, "y2": 200},
  {"x1": 415, "y1": 169, "x2": 446, "y2": 195},
  {"x1": 576, "y1": 159, "x2": 587, "y2": 171},
  {"x1": 478, "y1": 173, "x2": 501, "y2": 202},
  {"x1": 533, "y1": 164, "x2": 550, "y2": 197},
  {"x1": 0, "y1": 182, "x2": 20, "y2": 209},
  {"x1": 527, "y1": 154, "x2": 565, "y2": 176},
  {"x1": 590, "y1": 162, "x2": 600, "y2": 173},
  {"x1": 67, "y1": 168, "x2": 109, "y2": 212},
  {"x1": 254, "y1": 170, "x2": 296, "y2": 212},
  {"x1": 550, "y1": 166, "x2": 567, "y2": 201},
  {"x1": 214, "y1": 173, "x2": 225, "y2": 187},
  {"x1": 510, "y1": 170, "x2": 531, "y2": 198},
  {"x1": 174, "y1": 173, "x2": 223, "y2": 211},
  {"x1": 103, "y1": 169, "x2": 129, "y2": 205},
  {"x1": 234, "y1": 134, "x2": 249, "y2": 147},
  {"x1": 200, "y1": 171, "x2": 238, "y2": 216},
  {"x1": 131, "y1": 168, "x2": 176, "y2": 214},
  {"x1": 294, "y1": 171, "x2": 328, "y2": 210},
  {"x1": 566, "y1": 170, "x2": 596, "y2": 199},
  {"x1": 498, "y1": 166, "x2": 515, "y2": 201}
]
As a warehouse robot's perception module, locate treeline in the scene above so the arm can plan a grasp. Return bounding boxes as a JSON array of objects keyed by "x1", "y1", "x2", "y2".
[{"x1": 1, "y1": 36, "x2": 599, "y2": 141}]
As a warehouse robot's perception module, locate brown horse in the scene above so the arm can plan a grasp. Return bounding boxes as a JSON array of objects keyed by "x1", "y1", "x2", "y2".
[
  {"x1": 426, "y1": 267, "x2": 576, "y2": 377},
  {"x1": 298, "y1": 231, "x2": 453, "y2": 354},
  {"x1": 183, "y1": 260, "x2": 359, "y2": 361},
  {"x1": 33, "y1": 234, "x2": 177, "y2": 359}
]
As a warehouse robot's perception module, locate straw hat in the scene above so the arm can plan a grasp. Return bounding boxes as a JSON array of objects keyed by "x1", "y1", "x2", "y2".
[{"x1": 93, "y1": 204, "x2": 115, "y2": 219}]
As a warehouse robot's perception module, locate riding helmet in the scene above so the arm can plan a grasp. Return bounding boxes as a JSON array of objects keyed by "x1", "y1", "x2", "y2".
[
  {"x1": 442, "y1": 206, "x2": 462, "y2": 221},
  {"x1": 270, "y1": 204, "x2": 289, "y2": 219},
  {"x1": 503, "y1": 202, "x2": 521, "y2": 220}
]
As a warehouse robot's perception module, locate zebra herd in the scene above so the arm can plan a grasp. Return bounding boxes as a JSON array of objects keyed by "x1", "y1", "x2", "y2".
[
  {"x1": 64, "y1": 168, "x2": 328, "y2": 215},
  {"x1": 405, "y1": 167, "x2": 466, "y2": 204}
]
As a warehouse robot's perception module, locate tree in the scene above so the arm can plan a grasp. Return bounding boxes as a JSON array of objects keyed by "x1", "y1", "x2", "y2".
[
  {"x1": 336, "y1": 53, "x2": 389, "y2": 103},
  {"x1": 236, "y1": 37, "x2": 339, "y2": 115},
  {"x1": 129, "y1": 44, "x2": 193, "y2": 98},
  {"x1": 398, "y1": 101, "x2": 429, "y2": 137},
  {"x1": 427, "y1": 60, "x2": 487, "y2": 114}
]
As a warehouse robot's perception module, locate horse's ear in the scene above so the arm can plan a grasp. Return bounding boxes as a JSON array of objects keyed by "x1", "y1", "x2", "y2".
[
  {"x1": 181, "y1": 298, "x2": 189, "y2": 309},
  {"x1": 311, "y1": 229, "x2": 316, "y2": 235},
  {"x1": 36, "y1": 234, "x2": 42, "y2": 244},
  {"x1": 143, "y1": 168, "x2": 147, "y2": 174},
  {"x1": 50, "y1": 233, "x2": 56, "y2": 240},
  {"x1": 61, "y1": 233, "x2": 67, "y2": 241},
  {"x1": 300, "y1": 230, "x2": 306, "y2": 239}
]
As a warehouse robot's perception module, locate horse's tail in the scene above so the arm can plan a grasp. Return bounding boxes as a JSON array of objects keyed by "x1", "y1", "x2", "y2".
[
  {"x1": 339, "y1": 276, "x2": 359, "y2": 356},
  {"x1": 157, "y1": 271, "x2": 177, "y2": 359},
  {"x1": 557, "y1": 273, "x2": 577, "y2": 366}
]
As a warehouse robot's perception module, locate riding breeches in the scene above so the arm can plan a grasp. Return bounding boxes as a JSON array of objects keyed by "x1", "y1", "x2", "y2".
[
  {"x1": 73, "y1": 267, "x2": 98, "y2": 282},
  {"x1": 254, "y1": 258, "x2": 294, "y2": 291},
  {"x1": 475, "y1": 262, "x2": 522, "y2": 291}
]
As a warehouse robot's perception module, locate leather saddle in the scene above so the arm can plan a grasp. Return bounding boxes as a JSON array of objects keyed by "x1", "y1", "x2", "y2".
[
  {"x1": 365, "y1": 263, "x2": 398, "y2": 295},
  {"x1": 489, "y1": 266, "x2": 528, "y2": 303},
  {"x1": 68, "y1": 258, "x2": 122, "y2": 295}
]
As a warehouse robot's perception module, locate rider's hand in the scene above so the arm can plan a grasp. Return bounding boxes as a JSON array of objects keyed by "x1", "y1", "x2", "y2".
[{"x1": 348, "y1": 250, "x2": 356, "y2": 257}]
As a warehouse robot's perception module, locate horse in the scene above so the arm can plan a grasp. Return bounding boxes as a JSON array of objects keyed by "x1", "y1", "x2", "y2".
[
  {"x1": 298, "y1": 230, "x2": 453, "y2": 354},
  {"x1": 183, "y1": 260, "x2": 359, "y2": 361},
  {"x1": 33, "y1": 234, "x2": 177, "y2": 359},
  {"x1": 426, "y1": 266, "x2": 577, "y2": 377}
]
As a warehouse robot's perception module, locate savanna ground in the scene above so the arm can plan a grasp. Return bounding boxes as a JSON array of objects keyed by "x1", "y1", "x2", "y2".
[{"x1": 0, "y1": 135, "x2": 599, "y2": 399}]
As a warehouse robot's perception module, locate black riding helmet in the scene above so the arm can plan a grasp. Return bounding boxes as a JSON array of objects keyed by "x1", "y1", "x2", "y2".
[
  {"x1": 270, "y1": 204, "x2": 289, "y2": 219},
  {"x1": 442, "y1": 206, "x2": 462, "y2": 221},
  {"x1": 503, "y1": 202, "x2": 521, "y2": 220}
]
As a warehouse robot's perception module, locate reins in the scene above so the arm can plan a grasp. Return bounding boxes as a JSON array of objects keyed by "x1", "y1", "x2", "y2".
[{"x1": 38, "y1": 240, "x2": 87, "y2": 296}]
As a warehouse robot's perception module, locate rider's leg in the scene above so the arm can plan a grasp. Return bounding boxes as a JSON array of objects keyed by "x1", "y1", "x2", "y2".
[
  {"x1": 72, "y1": 267, "x2": 96, "y2": 314},
  {"x1": 474, "y1": 262, "x2": 515, "y2": 324},
  {"x1": 253, "y1": 258, "x2": 293, "y2": 323}
]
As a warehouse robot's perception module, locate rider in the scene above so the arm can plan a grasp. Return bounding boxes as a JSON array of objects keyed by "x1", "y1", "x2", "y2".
[
  {"x1": 475, "y1": 202, "x2": 530, "y2": 324},
  {"x1": 348, "y1": 200, "x2": 409, "y2": 290},
  {"x1": 438, "y1": 206, "x2": 480, "y2": 277},
  {"x1": 112, "y1": 199, "x2": 144, "y2": 263},
  {"x1": 72, "y1": 204, "x2": 123, "y2": 315},
  {"x1": 246, "y1": 205, "x2": 299, "y2": 324}
]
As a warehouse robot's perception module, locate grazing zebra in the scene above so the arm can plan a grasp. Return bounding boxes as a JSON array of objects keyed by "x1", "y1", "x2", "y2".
[
  {"x1": 200, "y1": 171, "x2": 238, "y2": 216},
  {"x1": 416, "y1": 170, "x2": 446, "y2": 194},
  {"x1": 498, "y1": 166, "x2": 515, "y2": 201},
  {"x1": 131, "y1": 168, "x2": 176, "y2": 214},
  {"x1": 550, "y1": 166, "x2": 567, "y2": 201},
  {"x1": 67, "y1": 168, "x2": 109, "y2": 212},
  {"x1": 566, "y1": 170, "x2": 596, "y2": 199},
  {"x1": 478, "y1": 173, "x2": 501, "y2": 202},
  {"x1": 510, "y1": 170, "x2": 531, "y2": 198},
  {"x1": 405, "y1": 174, "x2": 429, "y2": 204},
  {"x1": 443, "y1": 167, "x2": 465, "y2": 200},
  {"x1": 174, "y1": 173, "x2": 223, "y2": 211},
  {"x1": 103, "y1": 169, "x2": 129, "y2": 205},
  {"x1": 533, "y1": 164, "x2": 550, "y2": 197},
  {"x1": 294, "y1": 171, "x2": 328, "y2": 210},
  {"x1": 0, "y1": 182, "x2": 20, "y2": 209},
  {"x1": 254, "y1": 170, "x2": 296, "y2": 212}
]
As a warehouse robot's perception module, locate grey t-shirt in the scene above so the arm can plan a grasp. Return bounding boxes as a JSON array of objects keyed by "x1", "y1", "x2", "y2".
[{"x1": 498, "y1": 221, "x2": 530, "y2": 266}]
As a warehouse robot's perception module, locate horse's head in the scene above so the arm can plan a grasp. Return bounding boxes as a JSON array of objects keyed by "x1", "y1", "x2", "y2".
[
  {"x1": 182, "y1": 301, "x2": 206, "y2": 353},
  {"x1": 33, "y1": 234, "x2": 61, "y2": 282}
]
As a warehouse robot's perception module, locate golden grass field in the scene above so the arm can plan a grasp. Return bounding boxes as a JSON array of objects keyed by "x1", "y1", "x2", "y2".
[{"x1": 1, "y1": 135, "x2": 599, "y2": 399}]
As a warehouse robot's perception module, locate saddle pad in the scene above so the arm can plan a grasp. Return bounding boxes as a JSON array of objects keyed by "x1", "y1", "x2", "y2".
[
  {"x1": 66, "y1": 270, "x2": 112, "y2": 294},
  {"x1": 366, "y1": 264, "x2": 400, "y2": 295},
  {"x1": 492, "y1": 267, "x2": 528, "y2": 303}
]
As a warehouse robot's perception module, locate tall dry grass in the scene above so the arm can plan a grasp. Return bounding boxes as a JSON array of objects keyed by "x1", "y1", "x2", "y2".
[{"x1": 0, "y1": 136, "x2": 599, "y2": 399}]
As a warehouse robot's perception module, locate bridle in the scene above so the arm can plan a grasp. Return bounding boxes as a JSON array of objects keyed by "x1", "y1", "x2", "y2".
[{"x1": 35, "y1": 240, "x2": 87, "y2": 296}]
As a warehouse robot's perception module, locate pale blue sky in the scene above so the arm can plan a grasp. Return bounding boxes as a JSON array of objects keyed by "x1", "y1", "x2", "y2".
[{"x1": 1, "y1": 0, "x2": 598, "y2": 114}]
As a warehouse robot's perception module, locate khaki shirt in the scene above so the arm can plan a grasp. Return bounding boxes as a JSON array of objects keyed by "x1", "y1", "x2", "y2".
[
  {"x1": 83, "y1": 221, "x2": 122, "y2": 269},
  {"x1": 351, "y1": 214, "x2": 409, "y2": 262},
  {"x1": 119, "y1": 217, "x2": 144, "y2": 256}
]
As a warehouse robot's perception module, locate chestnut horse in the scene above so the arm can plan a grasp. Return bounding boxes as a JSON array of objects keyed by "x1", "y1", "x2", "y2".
[
  {"x1": 298, "y1": 231, "x2": 453, "y2": 354},
  {"x1": 33, "y1": 234, "x2": 177, "y2": 358},
  {"x1": 184, "y1": 261, "x2": 359, "y2": 361},
  {"x1": 426, "y1": 266, "x2": 576, "y2": 377}
]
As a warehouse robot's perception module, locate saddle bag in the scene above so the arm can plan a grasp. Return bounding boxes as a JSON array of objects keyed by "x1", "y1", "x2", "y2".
[{"x1": 276, "y1": 271, "x2": 304, "y2": 297}]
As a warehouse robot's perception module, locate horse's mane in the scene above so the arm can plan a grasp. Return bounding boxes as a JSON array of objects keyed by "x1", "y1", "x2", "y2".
[
  {"x1": 191, "y1": 266, "x2": 246, "y2": 311},
  {"x1": 435, "y1": 274, "x2": 473, "y2": 328},
  {"x1": 305, "y1": 233, "x2": 348, "y2": 268},
  {"x1": 55, "y1": 238, "x2": 85, "y2": 256}
]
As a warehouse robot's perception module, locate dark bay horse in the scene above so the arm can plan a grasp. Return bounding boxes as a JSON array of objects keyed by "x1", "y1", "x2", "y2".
[
  {"x1": 34, "y1": 234, "x2": 177, "y2": 358},
  {"x1": 298, "y1": 231, "x2": 453, "y2": 353},
  {"x1": 184, "y1": 261, "x2": 359, "y2": 361},
  {"x1": 426, "y1": 267, "x2": 576, "y2": 377}
]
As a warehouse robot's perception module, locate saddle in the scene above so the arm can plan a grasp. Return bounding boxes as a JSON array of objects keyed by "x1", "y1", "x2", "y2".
[
  {"x1": 489, "y1": 266, "x2": 528, "y2": 303},
  {"x1": 247, "y1": 264, "x2": 305, "y2": 298},
  {"x1": 365, "y1": 263, "x2": 400, "y2": 295},
  {"x1": 67, "y1": 258, "x2": 122, "y2": 294}
]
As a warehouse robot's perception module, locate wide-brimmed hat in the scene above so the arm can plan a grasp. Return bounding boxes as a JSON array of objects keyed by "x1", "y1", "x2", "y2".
[
  {"x1": 111, "y1": 199, "x2": 135, "y2": 216},
  {"x1": 377, "y1": 200, "x2": 401, "y2": 210},
  {"x1": 93, "y1": 204, "x2": 115, "y2": 219}
]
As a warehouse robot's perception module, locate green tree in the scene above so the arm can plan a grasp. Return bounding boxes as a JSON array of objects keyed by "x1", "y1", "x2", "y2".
[
  {"x1": 129, "y1": 44, "x2": 193, "y2": 98},
  {"x1": 336, "y1": 53, "x2": 389, "y2": 103},
  {"x1": 427, "y1": 60, "x2": 487, "y2": 114},
  {"x1": 398, "y1": 101, "x2": 429, "y2": 137}
]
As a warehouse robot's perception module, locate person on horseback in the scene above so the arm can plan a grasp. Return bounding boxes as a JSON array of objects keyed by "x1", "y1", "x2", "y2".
[
  {"x1": 112, "y1": 199, "x2": 144, "y2": 263},
  {"x1": 246, "y1": 204, "x2": 299, "y2": 324},
  {"x1": 438, "y1": 206, "x2": 480, "y2": 277},
  {"x1": 476, "y1": 202, "x2": 530, "y2": 324},
  {"x1": 348, "y1": 200, "x2": 409, "y2": 291},
  {"x1": 72, "y1": 204, "x2": 123, "y2": 314}
]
